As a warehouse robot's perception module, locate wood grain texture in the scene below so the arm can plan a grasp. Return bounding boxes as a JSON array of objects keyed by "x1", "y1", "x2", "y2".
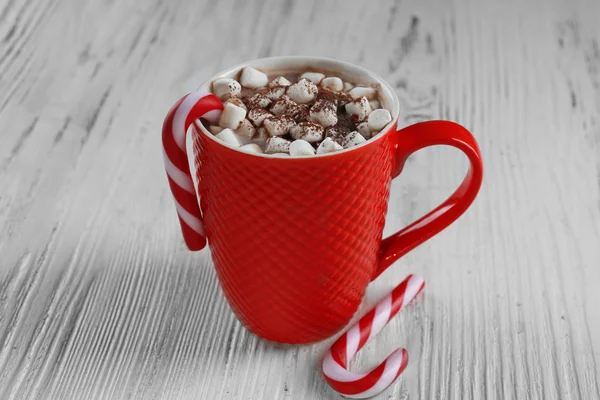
[{"x1": 0, "y1": 0, "x2": 599, "y2": 398}]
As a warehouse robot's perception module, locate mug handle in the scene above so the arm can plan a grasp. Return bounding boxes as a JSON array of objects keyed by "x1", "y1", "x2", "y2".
[{"x1": 372, "y1": 120, "x2": 484, "y2": 280}]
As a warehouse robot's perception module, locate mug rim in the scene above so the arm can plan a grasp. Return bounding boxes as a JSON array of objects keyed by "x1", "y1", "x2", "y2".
[{"x1": 195, "y1": 56, "x2": 400, "y2": 159}]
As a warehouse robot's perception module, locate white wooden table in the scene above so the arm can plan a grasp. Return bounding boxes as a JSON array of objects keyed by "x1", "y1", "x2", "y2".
[{"x1": 1, "y1": 0, "x2": 599, "y2": 398}]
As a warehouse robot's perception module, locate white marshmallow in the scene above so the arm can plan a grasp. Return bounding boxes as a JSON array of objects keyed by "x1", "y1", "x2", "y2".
[
  {"x1": 247, "y1": 108, "x2": 272, "y2": 126},
  {"x1": 309, "y1": 99, "x2": 337, "y2": 127},
  {"x1": 342, "y1": 131, "x2": 366, "y2": 148},
  {"x1": 254, "y1": 126, "x2": 269, "y2": 141},
  {"x1": 367, "y1": 109, "x2": 392, "y2": 132},
  {"x1": 240, "y1": 66, "x2": 268, "y2": 89},
  {"x1": 316, "y1": 137, "x2": 344, "y2": 154},
  {"x1": 233, "y1": 132, "x2": 253, "y2": 145},
  {"x1": 209, "y1": 125, "x2": 223, "y2": 135},
  {"x1": 290, "y1": 122, "x2": 324, "y2": 143},
  {"x1": 265, "y1": 137, "x2": 291, "y2": 154},
  {"x1": 324, "y1": 126, "x2": 348, "y2": 145},
  {"x1": 247, "y1": 93, "x2": 272, "y2": 109},
  {"x1": 271, "y1": 153, "x2": 291, "y2": 157},
  {"x1": 349, "y1": 86, "x2": 377, "y2": 100},
  {"x1": 212, "y1": 78, "x2": 241, "y2": 100},
  {"x1": 343, "y1": 82, "x2": 354, "y2": 92},
  {"x1": 345, "y1": 96, "x2": 373, "y2": 121},
  {"x1": 287, "y1": 78, "x2": 318, "y2": 104},
  {"x1": 265, "y1": 86, "x2": 287, "y2": 101},
  {"x1": 321, "y1": 77, "x2": 344, "y2": 92},
  {"x1": 225, "y1": 97, "x2": 247, "y2": 110},
  {"x1": 215, "y1": 128, "x2": 241, "y2": 147},
  {"x1": 369, "y1": 99, "x2": 381, "y2": 110},
  {"x1": 219, "y1": 102, "x2": 247, "y2": 129},
  {"x1": 356, "y1": 122, "x2": 372, "y2": 139},
  {"x1": 240, "y1": 143, "x2": 263, "y2": 153},
  {"x1": 300, "y1": 72, "x2": 325, "y2": 84},
  {"x1": 268, "y1": 76, "x2": 292, "y2": 87},
  {"x1": 270, "y1": 95, "x2": 295, "y2": 115},
  {"x1": 234, "y1": 119, "x2": 257, "y2": 138},
  {"x1": 263, "y1": 115, "x2": 296, "y2": 137},
  {"x1": 290, "y1": 139, "x2": 315, "y2": 157},
  {"x1": 289, "y1": 104, "x2": 309, "y2": 122}
]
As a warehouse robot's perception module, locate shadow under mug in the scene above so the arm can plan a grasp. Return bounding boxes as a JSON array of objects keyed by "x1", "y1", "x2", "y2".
[{"x1": 162, "y1": 56, "x2": 483, "y2": 344}]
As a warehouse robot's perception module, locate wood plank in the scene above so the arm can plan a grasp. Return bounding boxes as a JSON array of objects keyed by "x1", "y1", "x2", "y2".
[{"x1": 0, "y1": 0, "x2": 599, "y2": 398}]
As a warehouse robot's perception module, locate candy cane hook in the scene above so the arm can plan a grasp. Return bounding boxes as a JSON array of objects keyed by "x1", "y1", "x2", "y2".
[
  {"x1": 322, "y1": 274, "x2": 425, "y2": 399},
  {"x1": 162, "y1": 92, "x2": 223, "y2": 250}
]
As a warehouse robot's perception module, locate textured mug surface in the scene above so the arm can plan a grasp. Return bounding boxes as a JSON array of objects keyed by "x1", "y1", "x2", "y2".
[
  {"x1": 174, "y1": 56, "x2": 483, "y2": 344},
  {"x1": 193, "y1": 121, "x2": 398, "y2": 343}
]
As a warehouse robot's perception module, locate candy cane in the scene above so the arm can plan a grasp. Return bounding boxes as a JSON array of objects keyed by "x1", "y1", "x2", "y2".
[
  {"x1": 322, "y1": 274, "x2": 425, "y2": 399},
  {"x1": 162, "y1": 92, "x2": 223, "y2": 251}
]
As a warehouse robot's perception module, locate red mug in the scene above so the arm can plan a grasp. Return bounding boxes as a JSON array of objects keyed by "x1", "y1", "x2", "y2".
[{"x1": 162, "y1": 56, "x2": 483, "y2": 344}]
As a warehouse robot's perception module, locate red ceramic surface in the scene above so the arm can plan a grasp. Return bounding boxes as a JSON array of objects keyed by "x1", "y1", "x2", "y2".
[{"x1": 188, "y1": 119, "x2": 482, "y2": 344}]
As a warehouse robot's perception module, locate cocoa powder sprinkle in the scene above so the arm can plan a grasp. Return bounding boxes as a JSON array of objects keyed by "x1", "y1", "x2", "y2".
[{"x1": 207, "y1": 69, "x2": 383, "y2": 156}]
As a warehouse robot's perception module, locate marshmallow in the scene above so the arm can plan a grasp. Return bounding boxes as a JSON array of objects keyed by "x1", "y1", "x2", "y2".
[
  {"x1": 265, "y1": 136, "x2": 291, "y2": 154},
  {"x1": 247, "y1": 108, "x2": 272, "y2": 126},
  {"x1": 300, "y1": 72, "x2": 325, "y2": 84},
  {"x1": 268, "y1": 76, "x2": 292, "y2": 87},
  {"x1": 209, "y1": 125, "x2": 223, "y2": 135},
  {"x1": 290, "y1": 122, "x2": 324, "y2": 143},
  {"x1": 367, "y1": 109, "x2": 392, "y2": 132},
  {"x1": 263, "y1": 115, "x2": 296, "y2": 136},
  {"x1": 349, "y1": 86, "x2": 377, "y2": 100},
  {"x1": 219, "y1": 101, "x2": 247, "y2": 129},
  {"x1": 345, "y1": 96, "x2": 373, "y2": 121},
  {"x1": 240, "y1": 143, "x2": 263, "y2": 153},
  {"x1": 289, "y1": 103, "x2": 309, "y2": 122},
  {"x1": 270, "y1": 96, "x2": 308, "y2": 121},
  {"x1": 316, "y1": 137, "x2": 344, "y2": 154},
  {"x1": 215, "y1": 128, "x2": 241, "y2": 147},
  {"x1": 369, "y1": 99, "x2": 381, "y2": 110},
  {"x1": 316, "y1": 89, "x2": 339, "y2": 106},
  {"x1": 342, "y1": 131, "x2": 366, "y2": 148},
  {"x1": 271, "y1": 153, "x2": 291, "y2": 157},
  {"x1": 309, "y1": 99, "x2": 337, "y2": 127},
  {"x1": 356, "y1": 122, "x2": 373, "y2": 139},
  {"x1": 324, "y1": 126, "x2": 349, "y2": 145},
  {"x1": 212, "y1": 78, "x2": 241, "y2": 100},
  {"x1": 265, "y1": 86, "x2": 287, "y2": 101},
  {"x1": 254, "y1": 126, "x2": 269, "y2": 141},
  {"x1": 225, "y1": 97, "x2": 247, "y2": 110},
  {"x1": 247, "y1": 93, "x2": 272, "y2": 109},
  {"x1": 318, "y1": 89, "x2": 352, "y2": 107},
  {"x1": 287, "y1": 78, "x2": 318, "y2": 104},
  {"x1": 270, "y1": 95, "x2": 295, "y2": 115},
  {"x1": 234, "y1": 119, "x2": 257, "y2": 138},
  {"x1": 321, "y1": 77, "x2": 344, "y2": 92},
  {"x1": 233, "y1": 132, "x2": 253, "y2": 145},
  {"x1": 240, "y1": 66, "x2": 269, "y2": 89},
  {"x1": 343, "y1": 82, "x2": 354, "y2": 92},
  {"x1": 290, "y1": 139, "x2": 315, "y2": 157}
]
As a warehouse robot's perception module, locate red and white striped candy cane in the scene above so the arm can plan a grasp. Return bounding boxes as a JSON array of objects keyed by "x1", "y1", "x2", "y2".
[
  {"x1": 322, "y1": 274, "x2": 425, "y2": 399},
  {"x1": 162, "y1": 92, "x2": 223, "y2": 251}
]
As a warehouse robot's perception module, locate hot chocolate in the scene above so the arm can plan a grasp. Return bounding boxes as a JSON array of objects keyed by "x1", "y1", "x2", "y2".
[{"x1": 202, "y1": 66, "x2": 393, "y2": 157}]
